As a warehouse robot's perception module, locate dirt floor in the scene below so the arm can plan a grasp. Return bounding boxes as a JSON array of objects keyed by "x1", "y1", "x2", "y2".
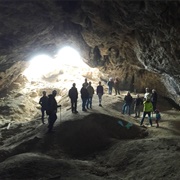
[{"x1": 0, "y1": 92, "x2": 180, "y2": 180}]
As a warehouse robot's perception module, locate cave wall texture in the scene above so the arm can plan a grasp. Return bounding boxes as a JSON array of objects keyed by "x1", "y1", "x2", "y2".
[{"x1": 0, "y1": 0, "x2": 180, "y2": 105}]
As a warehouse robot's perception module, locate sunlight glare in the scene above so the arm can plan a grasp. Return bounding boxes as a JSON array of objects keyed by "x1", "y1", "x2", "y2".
[
  {"x1": 56, "y1": 46, "x2": 87, "y2": 68},
  {"x1": 23, "y1": 55, "x2": 55, "y2": 80}
]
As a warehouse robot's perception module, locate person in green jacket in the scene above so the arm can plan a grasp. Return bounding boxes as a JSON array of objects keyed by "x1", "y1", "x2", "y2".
[{"x1": 140, "y1": 98, "x2": 153, "y2": 126}]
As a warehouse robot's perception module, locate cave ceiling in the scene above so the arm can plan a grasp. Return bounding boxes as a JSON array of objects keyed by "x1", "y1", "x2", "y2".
[{"x1": 0, "y1": 0, "x2": 180, "y2": 104}]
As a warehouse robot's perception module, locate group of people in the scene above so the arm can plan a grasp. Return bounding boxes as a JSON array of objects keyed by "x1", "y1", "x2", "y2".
[
  {"x1": 107, "y1": 77, "x2": 120, "y2": 95},
  {"x1": 39, "y1": 81, "x2": 161, "y2": 133},
  {"x1": 39, "y1": 78, "x2": 104, "y2": 133},
  {"x1": 122, "y1": 87, "x2": 161, "y2": 128},
  {"x1": 68, "y1": 79, "x2": 104, "y2": 113}
]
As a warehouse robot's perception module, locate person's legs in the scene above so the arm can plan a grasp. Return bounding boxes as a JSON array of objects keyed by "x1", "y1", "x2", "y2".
[
  {"x1": 74, "y1": 100, "x2": 78, "y2": 113},
  {"x1": 122, "y1": 103, "x2": 127, "y2": 114},
  {"x1": 140, "y1": 112, "x2": 147, "y2": 125},
  {"x1": 82, "y1": 98, "x2": 87, "y2": 111},
  {"x1": 137, "y1": 105, "x2": 141, "y2": 117},
  {"x1": 152, "y1": 101, "x2": 157, "y2": 112},
  {"x1": 86, "y1": 97, "x2": 90, "y2": 109},
  {"x1": 109, "y1": 87, "x2": 112, "y2": 95},
  {"x1": 127, "y1": 104, "x2": 131, "y2": 115},
  {"x1": 156, "y1": 120, "x2": 159, "y2": 127},
  {"x1": 98, "y1": 93, "x2": 102, "y2": 106},
  {"x1": 71, "y1": 99, "x2": 74, "y2": 113},
  {"x1": 48, "y1": 113, "x2": 57, "y2": 132},
  {"x1": 41, "y1": 108, "x2": 45, "y2": 124},
  {"x1": 89, "y1": 97, "x2": 92, "y2": 108},
  {"x1": 115, "y1": 88, "x2": 117, "y2": 95},
  {"x1": 134, "y1": 105, "x2": 137, "y2": 117},
  {"x1": 147, "y1": 112, "x2": 152, "y2": 126}
]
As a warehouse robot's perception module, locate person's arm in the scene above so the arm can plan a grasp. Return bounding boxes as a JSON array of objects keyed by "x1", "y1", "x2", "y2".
[{"x1": 39, "y1": 98, "x2": 42, "y2": 106}]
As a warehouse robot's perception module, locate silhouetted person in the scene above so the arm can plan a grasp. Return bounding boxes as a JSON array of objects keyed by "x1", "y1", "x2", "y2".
[
  {"x1": 97, "y1": 81, "x2": 104, "y2": 106},
  {"x1": 134, "y1": 94, "x2": 143, "y2": 118},
  {"x1": 151, "y1": 89, "x2": 158, "y2": 112},
  {"x1": 114, "y1": 77, "x2": 120, "y2": 95},
  {"x1": 86, "y1": 81, "x2": 94, "y2": 109},
  {"x1": 80, "y1": 84, "x2": 89, "y2": 111},
  {"x1": 39, "y1": 91, "x2": 48, "y2": 124},
  {"x1": 122, "y1": 91, "x2": 133, "y2": 115},
  {"x1": 107, "y1": 78, "x2": 114, "y2": 95},
  {"x1": 68, "y1": 83, "x2": 78, "y2": 113},
  {"x1": 83, "y1": 78, "x2": 88, "y2": 88},
  {"x1": 46, "y1": 90, "x2": 61, "y2": 133}
]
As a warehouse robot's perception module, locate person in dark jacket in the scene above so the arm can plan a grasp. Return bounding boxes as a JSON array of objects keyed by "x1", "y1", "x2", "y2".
[
  {"x1": 134, "y1": 94, "x2": 143, "y2": 118},
  {"x1": 151, "y1": 89, "x2": 158, "y2": 112},
  {"x1": 83, "y1": 78, "x2": 89, "y2": 88},
  {"x1": 68, "y1": 83, "x2": 78, "y2": 113},
  {"x1": 107, "y1": 78, "x2": 114, "y2": 95},
  {"x1": 97, "y1": 81, "x2": 104, "y2": 106},
  {"x1": 86, "y1": 81, "x2": 94, "y2": 109},
  {"x1": 47, "y1": 90, "x2": 61, "y2": 133},
  {"x1": 80, "y1": 84, "x2": 89, "y2": 111},
  {"x1": 122, "y1": 91, "x2": 133, "y2": 115},
  {"x1": 114, "y1": 77, "x2": 120, "y2": 95},
  {"x1": 39, "y1": 91, "x2": 48, "y2": 124}
]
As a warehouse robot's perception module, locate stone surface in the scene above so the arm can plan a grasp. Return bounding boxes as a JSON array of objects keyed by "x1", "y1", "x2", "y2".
[{"x1": 0, "y1": 0, "x2": 180, "y2": 104}]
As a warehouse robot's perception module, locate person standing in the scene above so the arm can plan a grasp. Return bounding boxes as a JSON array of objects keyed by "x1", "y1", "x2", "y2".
[
  {"x1": 86, "y1": 81, "x2": 94, "y2": 109},
  {"x1": 97, "y1": 81, "x2": 104, "y2": 106},
  {"x1": 83, "y1": 78, "x2": 89, "y2": 88},
  {"x1": 80, "y1": 84, "x2": 89, "y2": 111},
  {"x1": 68, "y1": 83, "x2": 78, "y2": 113},
  {"x1": 140, "y1": 97, "x2": 153, "y2": 127},
  {"x1": 134, "y1": 94, "x2": 143, "y2": 118},
  {"x1": 122, "y1": 91, "x2": 133, "y2": 115},
  {"x1": 47, "y1": 90, "x2": 61, "y2": 133},
  {"x1": 151, "y1": 89, "x2": 158, "y2": 112},
  {"x1": 155, "y1": 109, "x2": 161, "y2": 128},
  {"x1": 114, "y1": 77, "x2": 120, "y2": 95},
  {"x1": 39, "y1": 91, "x2": 48, "y2": 124},
  {"x1": 107, "y1": 78, "x2": 114, "y2": 95},
  {"x1": 144, "y1": 87, "x2": 151, "y2": 100}
]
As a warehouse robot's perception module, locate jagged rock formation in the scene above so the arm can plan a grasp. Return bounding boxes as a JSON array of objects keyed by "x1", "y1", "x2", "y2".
[{"x1": 0, "y1": 0, "x2": 180, "y2": 104}]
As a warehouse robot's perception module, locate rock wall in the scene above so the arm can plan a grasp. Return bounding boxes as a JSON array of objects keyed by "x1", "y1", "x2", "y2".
[{"x1": 0, "y1": 0, "x2": 180, "y2": 104}]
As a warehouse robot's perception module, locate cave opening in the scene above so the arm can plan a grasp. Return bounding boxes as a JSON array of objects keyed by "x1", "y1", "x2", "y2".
[{"x1": 22, "y1": 46, "x2": 101, "y2": 100}]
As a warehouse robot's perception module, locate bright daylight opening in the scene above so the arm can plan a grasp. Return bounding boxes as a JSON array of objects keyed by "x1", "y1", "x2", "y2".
[{"x1": 22, "y1": 46, "x2": 100, "y2": 94}]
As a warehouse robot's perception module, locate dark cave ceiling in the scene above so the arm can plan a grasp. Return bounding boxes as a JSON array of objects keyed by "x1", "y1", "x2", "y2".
[{"x1": 0, "y1": 0, "x2": 180, "y2": 104}]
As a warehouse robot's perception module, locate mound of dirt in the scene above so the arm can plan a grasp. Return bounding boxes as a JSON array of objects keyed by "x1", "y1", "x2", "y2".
[{"x1": 43, "y1": 113, "x2": 148, "y2": 157}]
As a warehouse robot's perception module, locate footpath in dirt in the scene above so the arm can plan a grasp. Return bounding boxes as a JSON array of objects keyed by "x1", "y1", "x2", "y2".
[{"x1": 0, "y1": 92, "x2": 180, "y2": 180}]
